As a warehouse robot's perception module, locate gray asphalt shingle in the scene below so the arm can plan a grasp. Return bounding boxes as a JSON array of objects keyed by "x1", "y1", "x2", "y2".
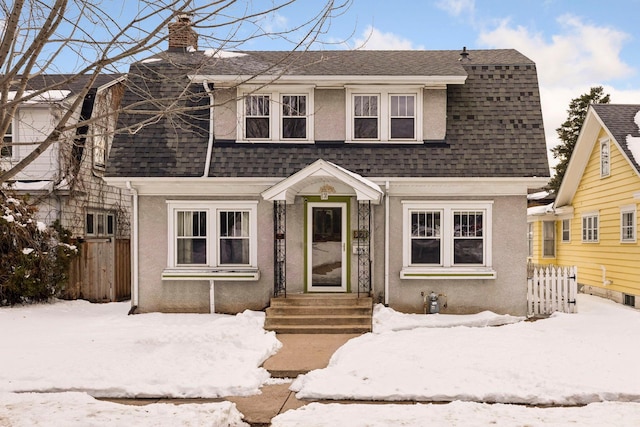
[{"x1": 106, "y1": 49, "x2": 550, "y2": 179}]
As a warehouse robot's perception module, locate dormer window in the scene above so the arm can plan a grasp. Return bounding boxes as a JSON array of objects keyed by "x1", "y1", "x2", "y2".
[
  {"x1": 239, "y1": 88, "x2": 313, "y2": 142},
  {"x1": 245, "y1": 95, "x2": 270, "y2": 139},
  {"x1": 347, "y1": 87, "x2": 422, "y2": 143}
]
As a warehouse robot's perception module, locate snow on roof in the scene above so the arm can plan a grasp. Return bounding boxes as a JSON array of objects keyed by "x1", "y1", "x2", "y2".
[
  {"x1": 626, "y1": 110, "x2": 640, "y2": 166},
  {"x1": 203, "y1": 49, "x2": 247, "y2": 59},
  {"x1": 8, "y1": 90, "x2": 71, "y2": 103},
  {"x1": 527, "y1": 190, "x2": 550, "y2": 200},
  {"x1": 527, "y1": 202, "x2": 554, "y2": 216},
  {"x1": 2, "y1": 180, "x2": 54, "y2": 192}
]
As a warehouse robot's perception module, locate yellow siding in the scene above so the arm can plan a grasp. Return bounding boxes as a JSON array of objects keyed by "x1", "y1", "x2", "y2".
[
  {"x1": 528, "y1": 219, "x2": 557, "y2": 265},
  {"x1": 556, "y1": 129, "x2": 640, "y2": 296}
]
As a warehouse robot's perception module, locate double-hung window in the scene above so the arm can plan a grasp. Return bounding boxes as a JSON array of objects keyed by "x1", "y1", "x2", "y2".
[
  {"x1": 620, "y1": 206, "x2": 636, "y2": 243},
  {"x1": 390, "y1": 95, "x2": 415, "y2": 139},
  {"x1": 167, "y1": 201, "x2": 258, "y2": 269},
  {"x1": 582, "y1": 213, "x2": 599, "y2": 242},
  {"x1": 240, "y1": 88, "x2": 312, "y2": 142},
  {"x1": 245, "y1": 95, "x2": 271, "y2": 139},
  {"x1": 542, "y1": 221, "x2": 556, "y2": 257},
  {"x1": 1, "y1": 121, "x2": 13, "y2": 158},
  {"x1": 282, "y1": 95, "x2": 307, "y2": 139},
  {"x1": 402, "y1": 201, "x2": 494, "y2": 279},
  {"x1": 353, "y1": 95, "x2": 379, "y2": 139},
  {"x1": 561, "y1": 219, "x2": 571, "y2": 242},
  {"x1": 347, "y1": 88, "x2": 421, "y2": 142}
]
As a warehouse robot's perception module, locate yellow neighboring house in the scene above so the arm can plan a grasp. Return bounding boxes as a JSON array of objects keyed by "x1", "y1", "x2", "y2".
[{"x1": 528, "y1": 104, "x2": 640, "y2": 308}]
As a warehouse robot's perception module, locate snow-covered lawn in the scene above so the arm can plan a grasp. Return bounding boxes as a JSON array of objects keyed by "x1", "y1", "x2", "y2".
[
  {"x1": 292, "y1": 295, "x2": 640, "y2": 405},
  {"x1": 1, "y1": 294, "x2": 640, "y2": 426}
]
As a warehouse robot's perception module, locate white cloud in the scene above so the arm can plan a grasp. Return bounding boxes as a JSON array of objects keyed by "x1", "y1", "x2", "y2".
[
  {"x1": 477, "y1": 15, "x2": 636, "y2": 165},
  {"x1": 436, "y1": 0, "x2": 475, "y2": 17},
  {"x1": 351, "y1": 25, "x2": 424, "y2": 50}
]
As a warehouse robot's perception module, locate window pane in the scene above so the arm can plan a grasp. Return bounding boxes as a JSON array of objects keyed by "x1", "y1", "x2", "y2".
[
  {"x1": 454, "y1": 239, "x2": 483, "y2": 264},
  {"x1": 354, "y1": 118, "x2": 378, "y2": 139},
  {"x1": 282, "y1": 117, "x2": 306, "y2": 139},
  {"x1": 177, "y1": 239, "x2": 207, "y2": 264},
  {"x1": 411, "y1": 239, "x2": 440, "y2": 264},
  {"x1": 107, "y1": 214, "x2": 115, "y2": 235},
  {"x1": 246, "y1": 117, "x2": 269, "y2": 139},
  {"x1": 390, "y1": 118, "x2": 414, "y2": 139},
  {"x1": 97, "y1": 214, "x2": 105, "y2": 235},
  {"x1": 86, "y1": 213, "x2": 94, "y2": 235},
  {"x1": 219, "y1": 238, "x2": 250, "y2": 264}
]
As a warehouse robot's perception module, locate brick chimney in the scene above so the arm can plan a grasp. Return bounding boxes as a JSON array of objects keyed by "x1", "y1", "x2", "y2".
[{"x1": 168, "y1": 14, "x2": 198, "y2": 51}]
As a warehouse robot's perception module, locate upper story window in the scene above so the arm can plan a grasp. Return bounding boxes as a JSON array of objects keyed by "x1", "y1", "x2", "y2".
[
  {"x1": 620, "y1": 206, "x2": 636, "y2": 243},
  {"x1": 167, "y1": 201, "x2": 258, "y2": 268},
  {"x1": 353, "y1": 95, "x2": 379, "y2": 139},
  {"x1": 600, "y1": 138, "x2": 610, "y2": 178},
  {"x1": 390, "y1": 95, "x2": 415, "y2": 139},
  {"x1": 93, "y1": 133, "x2": 107, "y2": 169},
  {"x1": 1, "y1": 121, "x2": 13, "y2": 158},
  {"x1": 245, "y1": 94, "x2": 271, "y2": 139},
  {"x1": 239, "y1": 88, "x2": 312, "y2": 142},
  {"x1": 582, "y1": 213, "x2": 599, "y2": 243},
  {"x1": 347, "y1": 87, "x2": 422, "y2": 143}
]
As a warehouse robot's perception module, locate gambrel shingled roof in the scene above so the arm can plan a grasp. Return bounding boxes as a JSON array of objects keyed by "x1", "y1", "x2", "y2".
[
  {"x1": 106, "y1": 49, "x2": 550, "y2": 179},
  {"x1": 592, "y1": 104, "x2": 640, "y2": 174}
]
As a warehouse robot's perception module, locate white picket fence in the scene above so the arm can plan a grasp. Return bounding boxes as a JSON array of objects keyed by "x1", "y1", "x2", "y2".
[{"x1": 527, "y1": 265, "x2": 578, "y2": 316}]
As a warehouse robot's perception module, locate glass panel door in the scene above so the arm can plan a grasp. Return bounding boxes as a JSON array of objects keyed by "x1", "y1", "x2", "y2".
[{"x1": 307, "y1": 202, "x2": 347, "y2": 291}]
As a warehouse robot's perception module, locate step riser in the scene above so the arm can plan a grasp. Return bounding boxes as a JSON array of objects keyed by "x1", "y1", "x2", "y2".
[
  {"x1": 265, "y1": 318, "x2": 371, "y2": 327},
  {"x1": 267, "y1": 326, "x2": 371, "y2": 334},
  {"x1": 270, "y1": 298, "x2": 372, "y2": 307},
  {"x1": 266, "y1": 295, "x2": 373, "y2": 334},
  {"x1": 266, "y1": 307, "x2": 372, "y2": 316}
]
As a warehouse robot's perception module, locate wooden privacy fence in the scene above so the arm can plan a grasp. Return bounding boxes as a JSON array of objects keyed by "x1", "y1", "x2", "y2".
[
  {"x1": 67, "y1": 238, "x2": 131, "y2": 302},
  {"x1": 527, "y1": 264, "x2": 578, "y2": 316}
]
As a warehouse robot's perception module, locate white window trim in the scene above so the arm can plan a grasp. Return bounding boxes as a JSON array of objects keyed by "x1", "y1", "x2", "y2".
[
  {"x1": 85, "y1": 209, "x2": 115, "y2": 238},
  {"x1": 581, "y1": 212, "x2": 599, "y2": 243},
  {"x1": 620, "y1": 205, "x2": 637, "y2": 243},
  {"x1": 346, "y1": 86, "x2": 423, "y2": 143},
  {"x1": 400, "y1": 201, "x2": 495, "y2": 280},
  {"x1": 561, "y1": 218, "x2": 571, "y2": 243},
  {"x1": 600, "y1": 137, "x2": 610, "y2": 178},
  {"x1": 236, "y1": 86, "x2": 314, "y2": 143},
  {"x1": 164, "y1": 201, "x2": 259, "y2": 280}
]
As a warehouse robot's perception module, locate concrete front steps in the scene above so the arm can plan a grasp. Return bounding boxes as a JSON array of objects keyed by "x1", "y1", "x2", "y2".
[{"x1": 265, "y1": 294, "x2": 373, "y2": 334}]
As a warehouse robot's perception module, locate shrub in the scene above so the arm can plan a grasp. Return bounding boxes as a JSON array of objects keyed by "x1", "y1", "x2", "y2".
[{"x1": 0, "y1": 192, "x2": 78, "y2": 305}]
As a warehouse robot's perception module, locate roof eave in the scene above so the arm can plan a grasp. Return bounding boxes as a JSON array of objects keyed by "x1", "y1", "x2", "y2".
[{"x1": 189, "y1": 74, "x2": 467, "y2": 87}]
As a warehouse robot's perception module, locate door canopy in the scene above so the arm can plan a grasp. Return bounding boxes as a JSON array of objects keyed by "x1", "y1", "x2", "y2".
[{"x1": 261, "y1": 159, "x2": 383, "y2": 204}]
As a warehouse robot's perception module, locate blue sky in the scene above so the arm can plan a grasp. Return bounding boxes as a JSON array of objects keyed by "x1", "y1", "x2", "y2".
[{"x1": 235, "y1": 0, "x2": 640, "y2": 165}]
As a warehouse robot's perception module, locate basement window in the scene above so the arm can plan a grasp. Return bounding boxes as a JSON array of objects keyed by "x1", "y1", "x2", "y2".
[{"x1": 624, "y1": 294, "x2": 635, "y2": 307}]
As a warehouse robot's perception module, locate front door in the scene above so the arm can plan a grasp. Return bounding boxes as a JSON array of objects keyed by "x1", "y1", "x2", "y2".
[{"x1": 307, "y1": 202, "x2": 347, "y2": 292}]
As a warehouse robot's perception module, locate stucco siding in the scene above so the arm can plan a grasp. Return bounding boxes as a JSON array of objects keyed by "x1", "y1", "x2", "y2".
[
  {"x1": 423, "y1": 88, "x2": 447, "y2": 140},
  {"x1": 314, "y1": 89, "x2": 346, "y2": 141},
  {"x1": 213, "y1": 88, "x2": 237, "y2": 140},
  {"x1": 386, "y1": 195, "x2": 528, "y2": 315},
  {"x1": 556, "y1": 129, "x2": 640, "y2": 297}
]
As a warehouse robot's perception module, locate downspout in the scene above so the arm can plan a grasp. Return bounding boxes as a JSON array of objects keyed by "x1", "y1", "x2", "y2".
[
  {"x1": 126, "y1": 181, "x2": 139, "y2": 311},
  {"x1": 384, "y1": 181, "x2": 390, "y2": 305},
  {"x1": 202, "y1": 80, "x2": 214, "y2": 177}
]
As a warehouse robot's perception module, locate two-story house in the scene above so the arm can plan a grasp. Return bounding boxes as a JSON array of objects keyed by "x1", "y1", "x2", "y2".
[
  {"x1": 1, "y1": 74, "x2": 132, "y2": 301},
  {"x1": 105, "y1": 19, "x2": 549, "y2": 316},
  {"x1": 528, "y1": 104, "x2": 640, "y2": 309}
]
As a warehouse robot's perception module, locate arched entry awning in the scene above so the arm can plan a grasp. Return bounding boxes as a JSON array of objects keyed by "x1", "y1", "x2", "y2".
[{"x1": 261, "y1": 159, "x2": 383, "y2": 204}]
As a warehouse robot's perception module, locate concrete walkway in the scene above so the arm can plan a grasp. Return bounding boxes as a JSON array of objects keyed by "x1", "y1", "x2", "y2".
[{"x1": 105, "y1": 334, "x2": 360, "y2": 426}]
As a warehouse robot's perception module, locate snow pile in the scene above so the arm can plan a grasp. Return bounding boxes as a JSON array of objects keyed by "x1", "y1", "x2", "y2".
[
  {"x1": 0, "y1": 392, "x2": 248, "y2": 427},
  {"x1": 292, "y1": 295, "x2": 640, "y2": 405},
  {"x1": 0, "y1": 300, "x2": 281, "y2": 398},
  {"x1": 271, "y1": 401, "x2": 640, "y2": 427},
  {"x1": 626, "y1": 110, "x2": 640, "y2": 165},
  {"x1": 372, "y1": 304, "x2": 524, "y2": 333}
]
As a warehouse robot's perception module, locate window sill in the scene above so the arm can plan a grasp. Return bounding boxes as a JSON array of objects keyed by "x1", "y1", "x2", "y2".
[
  {"x1": 161, "y1": 268, "x2": 260, "y2": 281},
  {"x1": 400, "y1": 267, "x2": 497, "y2": 280}
]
